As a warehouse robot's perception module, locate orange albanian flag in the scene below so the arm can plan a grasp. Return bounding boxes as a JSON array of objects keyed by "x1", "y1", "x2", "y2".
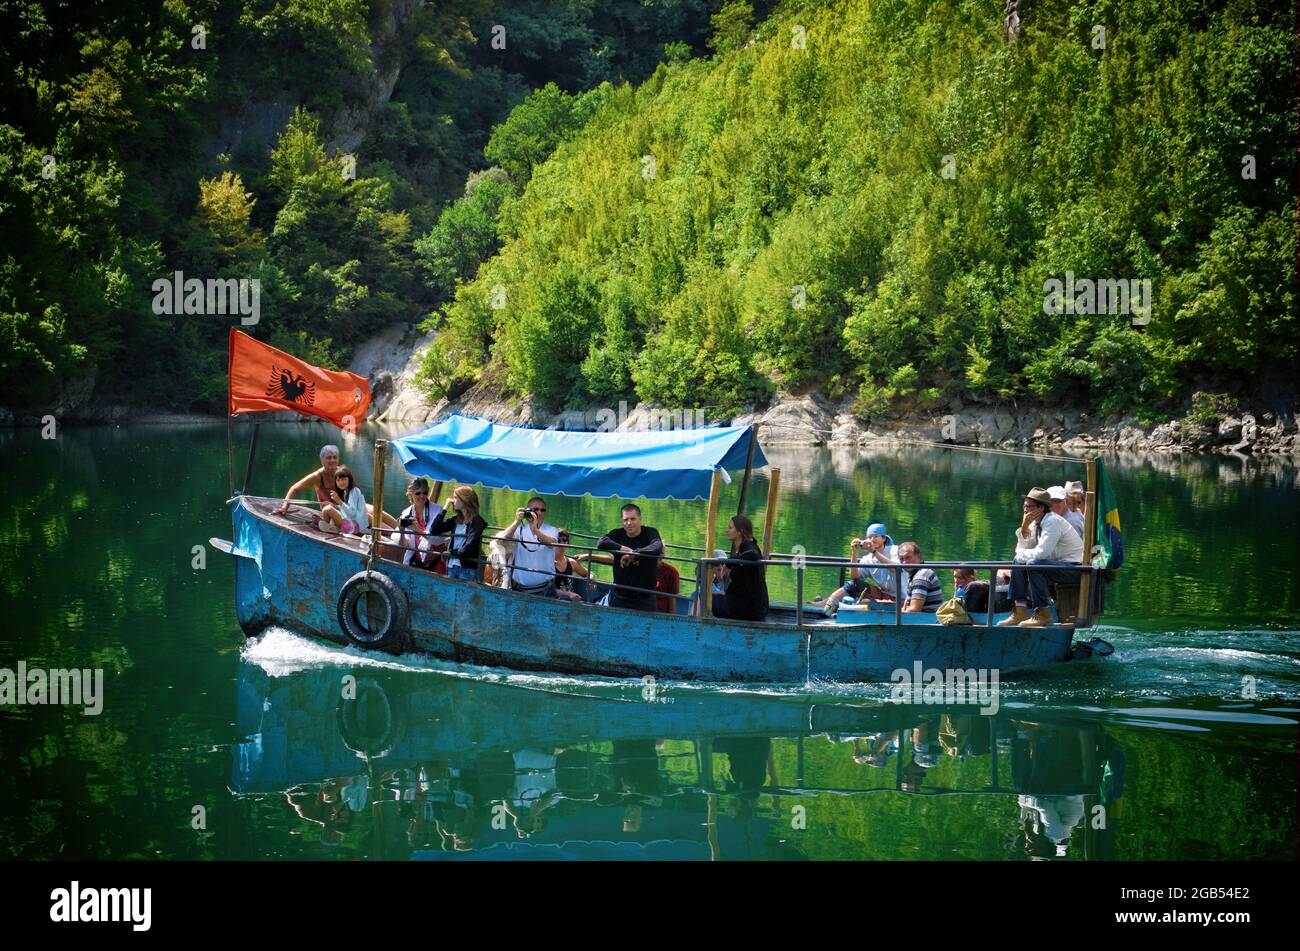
[{"x1": 228, "y1": 328, "x2": 370, "y2": 431}]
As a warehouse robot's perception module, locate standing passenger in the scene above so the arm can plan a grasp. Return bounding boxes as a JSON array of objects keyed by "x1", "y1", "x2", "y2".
[
  {"x1": 428, "y1": 486, "x2": 487, "y2": 581},
  {"x1": 711, "y1": 515, "x2": 769, "y2": 621},
  {"x1": 596, "y1": 504, "x2": 664, "y2": 612},
  {"x1": 496, "y1": 496, "x2": 561, "y2": 597}
]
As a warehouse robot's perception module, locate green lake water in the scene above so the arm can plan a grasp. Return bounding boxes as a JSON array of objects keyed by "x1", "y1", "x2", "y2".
[{"x1": 1, "y1": 421, "x2": 1297, "y2": 860}]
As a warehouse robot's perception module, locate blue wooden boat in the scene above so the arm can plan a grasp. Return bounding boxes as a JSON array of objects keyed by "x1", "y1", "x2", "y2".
[{"x1": 215, "y1": 414, "x2": 1113, "y2": 683}]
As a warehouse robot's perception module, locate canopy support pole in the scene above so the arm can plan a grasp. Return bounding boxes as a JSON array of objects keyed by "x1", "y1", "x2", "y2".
[
  {"x1": 240, "y1": 423, "x2": 261, "y2": 497},
  {"x1": 702, "y1": 468, "x2": 722, "y2": 617},
  {"x1": 761, "y1": 467, "x2": 781, "y2": 556},
  {"x1": 368, "y1": 439, "x2": 388, "y2": 571},
  {"x1": 1077, "y1": 458, "x2": 1098, "y2": 624},
  {"x1": 736, "y1": 423, "x2": 760, "y2": 518}
]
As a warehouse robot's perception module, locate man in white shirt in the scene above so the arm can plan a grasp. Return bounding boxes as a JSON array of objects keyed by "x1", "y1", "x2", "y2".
[
  {"x1": 999, "y1": 486, "x2": 1085, "y2": 627},
  {"x1": 496, "y1": 496, "x2": 561, "y2": 596},
  {"x1": 1049, "y1": 484, "x2": 1084, "y2": 538}
]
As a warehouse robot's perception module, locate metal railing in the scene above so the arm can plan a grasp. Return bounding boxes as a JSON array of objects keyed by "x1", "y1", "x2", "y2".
[{"x1": 259, "y1": 498, "x2": 1096, "y2": 628}]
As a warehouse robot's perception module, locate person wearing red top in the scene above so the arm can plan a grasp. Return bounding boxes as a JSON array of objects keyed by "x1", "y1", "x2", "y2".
[{"x1": 655, "y1": 560, "x2": 681, "y2": 613}]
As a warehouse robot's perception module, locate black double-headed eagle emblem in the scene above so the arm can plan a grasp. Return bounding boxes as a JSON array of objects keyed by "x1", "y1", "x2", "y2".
[{"x1": 266, "y1": 366, "x2": 316, "y2": 406}]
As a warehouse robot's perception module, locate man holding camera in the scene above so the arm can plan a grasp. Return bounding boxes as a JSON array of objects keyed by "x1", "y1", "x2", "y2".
[{"x1": 496, "y1": 496, "x2": 561, "y2": 597}]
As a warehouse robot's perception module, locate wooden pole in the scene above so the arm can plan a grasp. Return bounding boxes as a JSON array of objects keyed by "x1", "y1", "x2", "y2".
[
  {"x1": 702, "y1": 468, "x2": 722, "y2": 617},
  {"x1": 368, "y1": 438, "x2": 388, "y2": 570},
  {"x1": 736, "y1": 423, "x2": 760, "y2": 518},
  {"x1": 241, "y1": 423, "x2": 261, "y2": 497},
  {"x1": 1077, "y1": 458, "x2": 1098, "y2": 624},
  {"x1": 761, "y1": 467, "x2": 781, "y2": 556}
]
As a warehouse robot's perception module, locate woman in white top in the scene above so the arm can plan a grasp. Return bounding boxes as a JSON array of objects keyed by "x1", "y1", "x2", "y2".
[
  {"x1": 320, "y1": 466, "x2": 369, "y2": 536},
  {"x1": 390, "y1": 477, "x2": 445, "y2": 570}
]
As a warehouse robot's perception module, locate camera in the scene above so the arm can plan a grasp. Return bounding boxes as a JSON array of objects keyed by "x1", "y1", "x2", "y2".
[
  {"x1": 523, "y1": 508, "x2": 536, "y2": 522},
  {"x1": 399, "y1": 515, "x2": 414, "y2": 528}
]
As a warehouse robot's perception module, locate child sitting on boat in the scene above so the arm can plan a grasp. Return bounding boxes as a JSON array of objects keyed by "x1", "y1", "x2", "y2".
[{"x1": 320, "y1": 466, "x2": 369, "y2": 536}]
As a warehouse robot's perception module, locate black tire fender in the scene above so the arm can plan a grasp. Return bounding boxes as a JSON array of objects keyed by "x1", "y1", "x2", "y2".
[{"x1": 337, "y1": 570, "x2": 409, "y2": 652}]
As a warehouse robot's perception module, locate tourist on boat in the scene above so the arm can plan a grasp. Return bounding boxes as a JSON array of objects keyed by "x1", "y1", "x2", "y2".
[
  {"x1": 953, "y1": 566, "x2": 1011, "y2": 614},
  {"x1": 271, "y1": 443, "x2": 342, "y2": 518},
  {"x1": 484, "y1": 537, "x2": 515, "y2": 588},
  {"x1": 655, "y1": 559, "x2": 681, "y2": 613},
  {"x1": 596, "y1": 503, "x2": 664, "y2": 611},
  {"x1": 712, "y1": 515, "x2": 769, "y2": 621},
  {"x1": 998, "y1": 486, "x2": 1084, "y2": 627},
  {"x1": 897, "y1": 542, "x2": 945, "y2": 612},
  {"x1": 1048, "y1": 485, "x2": 1082, "y2": 538},
  {"x1": 553, "y1": 530, "x2": 592, "y2": 602},
  {"x1": 426, "y1": 485, "x2": 487, "y2": 581},
  {"x1": 391, "y1": 477, "x2": 446, "y2": 571},
  {"x1": 817, "y1": 522, "x2": 898, "y2": 615},
  {"x1": 496, "y1": 496, "x2": 561, "y2": 597},
  {"x1": 1064, "y1": 480, "x2": 1087, "y2": 537},
  {"x1": 320, "y1": 465, "x2": 369, "y2": 536}
]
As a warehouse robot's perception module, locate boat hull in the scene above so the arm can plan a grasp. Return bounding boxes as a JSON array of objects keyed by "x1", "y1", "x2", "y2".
[{"x1": 226, "y1": 497, "x2": 1074, "y2": 683}]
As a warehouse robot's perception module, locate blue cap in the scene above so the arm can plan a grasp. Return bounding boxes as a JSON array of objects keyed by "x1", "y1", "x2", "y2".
[{"x1": 865, "y1": 522, "x2": 888, "y2": 537}]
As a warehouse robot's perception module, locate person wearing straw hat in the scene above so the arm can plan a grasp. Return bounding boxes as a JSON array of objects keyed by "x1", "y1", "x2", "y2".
[{"x1": 998, "y1": 487, "x2": 1084, "y2": 627}]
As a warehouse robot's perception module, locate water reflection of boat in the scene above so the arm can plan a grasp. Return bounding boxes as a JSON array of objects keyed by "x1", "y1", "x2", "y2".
[{"x1": 233, "y1": 659, "x2": 1129, "y2": 860}]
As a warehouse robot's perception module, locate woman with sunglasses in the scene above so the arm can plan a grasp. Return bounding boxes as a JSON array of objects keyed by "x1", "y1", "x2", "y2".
[{"x1": 392, "y1": 477, "x2": 446, "y2": 572}]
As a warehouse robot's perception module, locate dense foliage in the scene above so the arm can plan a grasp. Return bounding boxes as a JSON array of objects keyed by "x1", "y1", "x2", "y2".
[
  {"x1": 0, "y1": 0, "x2": 1294, "y2": 420},
  {"x1": 428, "y1": 0, "x2": 1296, "y2": 418},
  {"x1": 0, "y1": 0, "x2": 720, "y2": 412}
]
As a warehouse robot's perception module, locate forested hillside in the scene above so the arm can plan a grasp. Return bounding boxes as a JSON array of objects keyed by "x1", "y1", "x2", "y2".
[
  {"x1": 0, "y1": 0, "x2": 725, "y2": 413},
  {"x1": 1, "y1": 0, "x2": 1295, "y2": 421},
  {"x1": 428, "y1": 0, "x2": 1297, "y2": 419}
]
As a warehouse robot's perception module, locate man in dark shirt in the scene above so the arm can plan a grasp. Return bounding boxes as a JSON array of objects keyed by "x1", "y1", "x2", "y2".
[{"x1": 596, "y1": 503, "x2": 664, "y2": 612}]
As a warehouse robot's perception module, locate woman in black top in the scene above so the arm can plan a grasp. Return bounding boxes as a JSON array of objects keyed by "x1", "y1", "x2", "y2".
[
  {"x1": 712, "y1": 515, "x2": 768, "y2": 621},
  {"x1": 427, "y1": 485, "x2": 487, "y2": 581}
]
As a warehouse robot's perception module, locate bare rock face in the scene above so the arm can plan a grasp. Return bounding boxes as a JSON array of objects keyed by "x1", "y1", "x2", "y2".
[{"x1": 757, "y1": 392, "x2": 835, "y2": 444}]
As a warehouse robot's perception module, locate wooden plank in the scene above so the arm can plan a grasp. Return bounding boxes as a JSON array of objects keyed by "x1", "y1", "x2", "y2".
[
  {"x1": 702, "y1": 468, "x2": 722, "y2": 617},
  {"x1": 761, "y1": 467, "x2": 781, "y2": 556},
  {"x1": 1077, "y1": 458, "x2": 1098, "y2": 625},
  {"x1": 368, "y1": 439, "x2": 388, "y2": 570},
  {"x1": 736, "y1": 424, "x2": 760, "y2": 517}
]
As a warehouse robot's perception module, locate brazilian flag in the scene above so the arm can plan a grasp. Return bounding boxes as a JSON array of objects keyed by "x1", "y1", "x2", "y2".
[{"x1": 1093, "y1": 459, "x2": 1124, "y2": 569}]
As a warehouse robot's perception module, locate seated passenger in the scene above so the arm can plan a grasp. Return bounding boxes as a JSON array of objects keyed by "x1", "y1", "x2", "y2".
[
  {"x1": 655, "y1": 559, "x2": 681, "y2": 614},
  {"x1": 320, "y1": 465, "x2": 369, "y2": 536},
  {"x1": 596, "y1": 503, "x2": 664, "y2": 612},
  {"x1": 496, "y1": 496, "x2": 561, "y2": 597},
  {"x1": 1048, "y1": 485, "x2": 1082, "y2": 538},
  {"x1": 272, "y1": 443, "x2": 343, "y2": 519},
  {"x1": 1063, "y1": 480, "x2": 1086, "y2": 538},
  {"x1": 427, "y1": 485, "x2": 487, "y2": 582},
  {"x1": 953, "y1": 566, "x2": 1011, "y2": 614},
  {"x1": 484, "y1": 537, "x2": 515, "y2": 588},
  {"x1": 998, "y1": 487, "x2": 1084, "y2": 627},
  {"x1": 817, "y1": 522, "x2": 898, "y2": 615},
  {"x1": 391, "y1": 477, "x2": 446, "y2": 572},
  {"x1": 897, "y1": 542, "x2": 944, "y2": 612},
  {"x1": 711, "y1": 515, "x2": 769, "y2": 621},
  {"x1": 553, "y1": 530, "x2": 591, "y2": 602}
]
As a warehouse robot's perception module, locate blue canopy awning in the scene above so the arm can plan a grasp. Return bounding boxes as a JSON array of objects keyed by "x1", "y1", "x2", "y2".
[{"x1": 390, "y1": 414, "x2": 767, "y2": 500}]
